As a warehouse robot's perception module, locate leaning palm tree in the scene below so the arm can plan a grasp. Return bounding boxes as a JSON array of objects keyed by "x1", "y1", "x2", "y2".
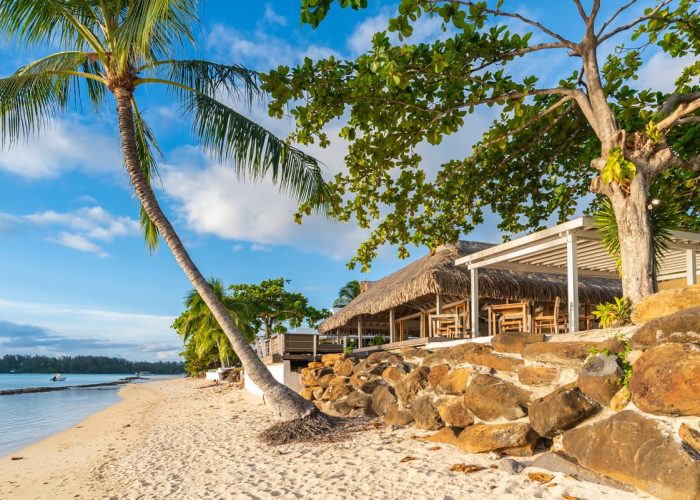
[
  {"x1": 0, "y1": 1, "x2": 331, "y2": 442},
  {"x1": 332, "y1": 280, "x2": 360, "y2": 308}
]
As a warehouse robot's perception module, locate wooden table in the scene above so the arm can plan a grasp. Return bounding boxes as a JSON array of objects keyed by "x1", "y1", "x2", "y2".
[
  {"x1": 428, "y1": 313, "x2": 462, "y2": 337},
  {"x1": 487, "y1": 302, "x2": 530, "y2": 335}
]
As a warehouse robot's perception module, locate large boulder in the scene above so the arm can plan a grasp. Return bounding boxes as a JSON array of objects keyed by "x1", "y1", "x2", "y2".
[
  {"x1": 300, "y1": 387, "x2": 315, "y2": 400},
  {"x1": 327, "y1": 384, "x2": 352, "y2": 401},
  {"x1": 562, "y1": 411, "x2": 700, "y2": 500},
  {"x1": 440, "y1": 342, "x2": 493, "y2": 364},
  {"x1": 435, "y1": 397, "x2": 474, "y2": 428},
  {"x1": 492, "y1": 332, "x2": 544, "y2": 354},
  {"x1": 383, "y1": 403, "x2": 414, "y2": 426},
  {"x1": 455, "y1": 423, "x2": 539, "y2": 456},
  {"x1": 411, "y1": 396, "x2": 443, "y2": 430},
  {"x1": 429, "y1": 365, "x2": 471, "y2": 395},
  {"x1": 371, "y1": 385, "x2": 397, "y2": 416},
  {"x1": 528, "y1": 386, "x2": 599, "y2": 437},
  {"x1": 517, "y1": 365, "x2": 559, "y2": 387},
  {"x1": 459, "y1": 351, "x2": 524, "y2": 372},
  {"x1": 322, "y1": 353, "x2": 346, "y2": 367},
  {"x1": 631, "y1": 284, "x2": 700, "y2": 324},
  {"x1": 300, "y1": 366, "x2": 333, "y2": 386},
  {"x1": 577, "y1": 354, "x2": 623, "y2": 406},
  {"x1": 462, "y1": 374, "x2": 531, "y2": 421},
  {"x1": 345, "y1": 390, "x2": 371, "y2": 409},
  {"x1": 333, "y1": 358, "x2": 354, "y2": 377},
  {"x1": 428, "y1": 364, "x2": 449, "y2": 388},
  {"x1": 521, "y1": 341, "x2": 599, "y2": 366},
  {"x1": 381, "y1": 365, "x2": 408, "y2": 387},
  {"x1": 395, "y1": 366, "x2": 430, "y2": 407},
  {"x1": 629, "y1": 342, "x2": 700, "y2": 416},
  {"x1": 629, "y1": 307, "x2": 700, "y2": 349}
]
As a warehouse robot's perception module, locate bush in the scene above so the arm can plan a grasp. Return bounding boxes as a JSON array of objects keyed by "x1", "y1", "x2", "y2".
[
  {"x1": 593, "y1": 297, "x2": 632, "y2": 328},
  {"x1": 343, "y1": 340, "x2": 356, "y2": 355},
  {"x1": 370, "y1": 336, "x2": 386, "y2": 346}
]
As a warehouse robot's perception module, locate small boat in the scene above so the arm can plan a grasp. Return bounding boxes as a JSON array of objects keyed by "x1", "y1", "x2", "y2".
[{"x1": 50, "y1": 373, "x2": 66, "y2": 382}]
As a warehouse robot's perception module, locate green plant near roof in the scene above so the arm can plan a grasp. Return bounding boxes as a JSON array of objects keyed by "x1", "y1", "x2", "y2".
[{"x1": 593, "y1": 297, "x2": 632, "y2": 329}]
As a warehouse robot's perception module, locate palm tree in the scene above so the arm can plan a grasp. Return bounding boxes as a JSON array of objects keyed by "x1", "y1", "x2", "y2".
[
  {"x1": 333, "y1": 280, "x2": 360, "y2": 308},
  {"x1": 0, "y1": 1, "x2": 331, "y2": 441},
  {"x1": 173, "y1": 278, "x2": 256, "y2": 368}
]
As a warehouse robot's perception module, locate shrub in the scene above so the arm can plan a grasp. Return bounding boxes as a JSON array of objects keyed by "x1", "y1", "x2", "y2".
[{"x1": 593, "y1": 297, "x2": 631, "y2": 328}]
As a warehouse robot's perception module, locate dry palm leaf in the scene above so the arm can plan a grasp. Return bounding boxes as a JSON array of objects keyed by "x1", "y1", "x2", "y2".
[
  {"x1": 562, "y1": 495, "x2": 580, "y2": 500},
  {"x1": 528, "y1": 472, "x2": 554, "y2": 484},
  {"x1": 428, "y1": 446, "x2": 442, "y2": 451},
  {"x1": 450, "y1": 463, "x2": 485, "y2": 473},
  {"x1": 399, "y1": 456, "x2": 417, "y2": 463}
]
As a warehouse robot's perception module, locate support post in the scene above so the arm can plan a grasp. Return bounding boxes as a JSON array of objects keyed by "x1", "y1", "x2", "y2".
[
  {"x1": 419, "y1": 313, "x2": 425, "y2": 338},
  {"x1": 357, "y1": 316, "x2": 363, "y2": 349},
  {"x1": 687, "y1": 249, "x2": 697, "y2": 285},
  {"x1": 470, "y1": 267, "x2": 480, "y2": 337},
  {"x1": 389, "y1": 308, "x2": 396, "y2": 343},
  {"x1": 566, "y1": 233, "x2": 579, "y2": 333},
  {"x1": 312, "y1": 334, "x2": 318, "y2": 359},
  {"x1": 436, "y1": 293, "x2": 442, "y2": 314}
]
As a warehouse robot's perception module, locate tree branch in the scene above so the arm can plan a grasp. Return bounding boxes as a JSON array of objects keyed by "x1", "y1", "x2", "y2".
[
  {"x1": 657, "y1": 92, "x2": 700, "y2": 131},
  {"x1": 596, "y1": 0, "x2": 638, "y2": 38},
  {"x1": 572, "y1": 0, "x2": 588, "y2": 22},
  {"x1": 598, "y1": 0, "x2": 673, "y2": 44}
]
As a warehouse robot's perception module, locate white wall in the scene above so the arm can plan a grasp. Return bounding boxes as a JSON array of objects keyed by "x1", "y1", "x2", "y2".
[{"x1": 244, "y1": 361, "x2": 300, "y2": 397}]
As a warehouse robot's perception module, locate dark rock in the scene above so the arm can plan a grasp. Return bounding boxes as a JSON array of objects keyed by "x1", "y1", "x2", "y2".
[
  {"x1": 371, "y1": 385, "x2": 397, "y2": 416},
  {"x1": 328, "y1": 384, "x2": 351, "y2": 401},
  {"x1": 631, "y1": 284, "x2": 700, "y2": 324},
  {"x1": 521, "y1": 341, "x2": 600, "y2": 366},
  {"x1": 346, "y1": 390, "x2": 372, "y2": 409},
  {"x1": 530, "y1": 453, "x2": 635, "y2": 492},
  {"x1": 577, "y1": 354, "x2": 623, "y2": 406},
  {"x1": 359, "y1": 379, "x2": 383, "y2": 395},
  {"x1": 435, "y1": 396, "x2": 474, "y2": 428},
  {"x1": 492, "y1": 332, "x2": 544, "y2": 354},
  {"x1": 497, "y1": 458, "x2": 525, "y2": 474},
  {"x1": 395, "y1": 366, "x2": 430, "y2": 407},
  {"x1": 517, "y1": 365, "x2": 559, "y2": 387},
  {"x1": 383, "y1": 403, "x2": 414, "y2": 426},
  {"x1": 462, "y1": 374, "x2": 530, "y2": 421},
  {"x1": 529, "y1": 386, "x2": 599, "y2": 437},
  {"x1": 629, "y1": 342, "x2": 700, "y2": 416},
  {"x1": 630, "y1": 307, "x2": 700, "y2": 349},
  {"x1": 562, "y1": 411, "x2": 700, "y2": 499},
  {"x1": 411, "y1": 396, "x2": 443, "y2": 430}
]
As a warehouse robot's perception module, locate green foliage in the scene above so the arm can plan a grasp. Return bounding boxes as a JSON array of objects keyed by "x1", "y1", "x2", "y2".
[
  {"x1": 588, "y1": 337, "x2": 633, "y2": 387},
  {"x1": 229, "y1": 278, "x2": 330, "y2": 337},
  {"x1": 343, "y1": 340, "x2": 356, "y2": 355},
  {"x1": 593, "y1": 297, "x2": 632, "y2": 328},
  {"x1": 0, "y1": 0, "x2": 330, "y2": 253},
  {"x1": 0, "y1": 354, "x2": 183, "y2": 374},
  {"x1": 601, "y1": 148, "x2": 636, "y2": 190},
  {"x1": 265, "y1": 0, "x2": 699, "y2": 270},
  {"x1": 333, "y1": 280, "x2": 361, "y2": 308},
  {"x1": 370, "y1": 336, "x2": 386, "y2": 346}
]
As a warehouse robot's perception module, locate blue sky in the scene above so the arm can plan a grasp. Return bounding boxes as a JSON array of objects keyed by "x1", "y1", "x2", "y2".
[{"x1": 0, "y1": 1, "x2": 688, "y2": 361}]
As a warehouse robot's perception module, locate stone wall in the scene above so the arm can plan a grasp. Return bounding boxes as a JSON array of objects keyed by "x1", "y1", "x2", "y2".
[{"x1": 300, "y1": 287, "x2": 700, "y2": 500}]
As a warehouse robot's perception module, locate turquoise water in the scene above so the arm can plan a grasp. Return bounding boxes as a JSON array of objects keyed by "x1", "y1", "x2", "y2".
[{"x1": 0, "y1": 373, "x2": 174, "y2": 457}]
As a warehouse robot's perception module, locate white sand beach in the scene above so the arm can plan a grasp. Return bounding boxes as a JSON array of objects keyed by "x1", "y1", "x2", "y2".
[{"x1": 0, "y1": 379, "x2": 647, "y2": 500}]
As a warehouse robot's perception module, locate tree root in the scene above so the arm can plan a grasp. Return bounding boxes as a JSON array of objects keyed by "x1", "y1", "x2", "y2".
[{"x1": 258, "y1": 410, "x2": 353, "y2": 446}]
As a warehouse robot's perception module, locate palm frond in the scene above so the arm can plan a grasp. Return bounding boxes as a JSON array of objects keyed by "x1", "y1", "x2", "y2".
[{"x1": 182, "y1": 91, "x2": 330, "y2": 211}]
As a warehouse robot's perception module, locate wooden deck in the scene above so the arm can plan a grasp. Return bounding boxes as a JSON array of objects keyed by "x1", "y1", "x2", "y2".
[
  {"x1": 353, "y1": 336, "x2": 457, "y2": 356},
  {"x1": 252, "y1": 333, "x2": 344, "y2": 364}
]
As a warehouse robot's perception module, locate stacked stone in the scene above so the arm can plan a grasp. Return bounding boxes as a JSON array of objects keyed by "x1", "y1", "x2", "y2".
[{"x1": 297, "y1": 285, "x2": 700, "y2": 499}]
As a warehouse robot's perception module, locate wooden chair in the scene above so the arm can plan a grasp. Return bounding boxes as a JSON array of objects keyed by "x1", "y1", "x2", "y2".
[
  {"x1": 534, "y1": 297, "x2": 567, "y2": 334},
  {"x1": 499, "y1": 313, "x2": 524, "y2": 332}
]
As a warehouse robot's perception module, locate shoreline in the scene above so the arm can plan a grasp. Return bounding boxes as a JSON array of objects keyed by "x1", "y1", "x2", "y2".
[{"x1": 0, "y1": 379, "x2": 643, "y2": 499}]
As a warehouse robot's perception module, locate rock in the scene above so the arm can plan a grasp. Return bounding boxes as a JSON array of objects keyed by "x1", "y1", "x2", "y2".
[
  {"x1": 442, "y1": 342, "x2": 493, "y2": 364},
  {"x1": 679, "y1": 423, "x2": 700, "y2": 453},
  {"x1": 327, "y1": 376, "x2": 348, "y2": 387},
  {"x1": 352, "y1": 360, "x2": 369, "y2": 374},
  {"x1": 435, "y1": 397, "x2": 474, "y2": 428},
  {"x1": 425, "y1": 426, "x2": 461, "y2": 447},
  {"x1": 322, "y1": 353, "x2": 346, "y2": 366},
  {"x1": 497, "y1": 458, "x2": 525, "y2": 474},
  {"x1": 359, "y1": 379, "x2": 383, "y2": 395},
  {"x1": 307, "y1": 361, "x2": 324, "y2": 369},
  {"x1": 629, "y1": 343, "x2": 700, "y2": 416},
  {"x1": 562, "y1": 411, "x2": 700, "y2": 500},
  {"x1": 367, "y1": 351, "x2": 402, "y2": 365},
  {"x1": 492, "y1": 332, "x2": 544, "y2": 354},
  {"x1": 411, "y1": 396, "x2": 443, "y2": 430},
  {"x1": 300, "y1": 387, "x2": 315, "y2": 400},
  {"x1": 598, "y1": 337, "x2": 627, "y2": 355},
  {"x1": 312, "y1": 386, "x2": 325, "y2": 400},
  {"x1": 400, "y1": 347, "x2": 430, "y2": 360},
  {"x1": 381, "y1": 365, "x2": 407, "y2": 386},
  {"x1": 317, "y1": 373, "x2": 335, "y2": 388},
  {"x1": 334, "y1": 358, "x2": 354, "y2": 377},
  {"x1": 428, "y1": 364, "x2": 450, "y2": 389},
  {"x1": 371, "y1": 385, "x2": 397, "y2": 416},
  {"x1": 521, "y1": 341, "x2": 599, "y2": 366},
  {"x1": 462, "y1": 374, "x2": 531, "y2": 421},
  {"x1": 530, "y1": 453, "x2": 635, "y2": 492},
  {"x1": 629, "y1": 307, "x2": 700, "y2": 349},
  {"x1": 328, "y1": 384, "x2": 351, "y2": 400},
  {"x1": 439, "y1": 368, "x2": 472, "y2": 395},
  {"x1": 610, "y1": 386, "x2": 631, "y2": 412},
  {"x1": 455, "y1": 423, "x2": 539, "y2": 456},
  {"x1": 384, "y1": 403, "x2": 414, "y2": 426},
  {"x1": 577, "y1": 354, "x2": 623, "y2": 406},
  {"x1": 457, "y1": 351, "x2": 524, "y2": 372},
  {"x1": 301, "y1": 366, "x2": 333, "y2": 386},
  {"x1": 395, "y1": 366, "x2": 430, "y2": 407},
  {"x1": 328, "y1": 399, "x2": 353, "y2": 417},
  {"x1": 346, "y1": 390, "x2": 372, "y2": 409},
  {"x1": 529, "y1": 387, "x2": 599, "y2": 437},
  {"x1": 517, "y1": 365, "x2": 559, "y2": 387},
  {"x1": 349, "y1": 373, "x2": 365, "y2": 389},
  {"x1": 631, "y1": 284, "x2": 700, "y2": 324}
]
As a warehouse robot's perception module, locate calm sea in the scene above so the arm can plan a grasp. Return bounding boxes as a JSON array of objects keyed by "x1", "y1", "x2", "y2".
[{"x1": 0, "y1": 373, "x2": 176, "y2": 457}]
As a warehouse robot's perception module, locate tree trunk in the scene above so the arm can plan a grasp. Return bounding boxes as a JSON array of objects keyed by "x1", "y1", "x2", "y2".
[
  {"x1": 608, "y1": 173, "x2": 656, "y2": 303},
  {"x1": 112, "y1": 87, "x2": 315, "y2": 421}
]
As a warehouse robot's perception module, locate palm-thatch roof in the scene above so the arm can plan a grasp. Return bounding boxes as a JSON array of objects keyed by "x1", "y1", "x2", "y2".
[{"x1": 320, "y1": 241, "x2": 621, "y2": 333}]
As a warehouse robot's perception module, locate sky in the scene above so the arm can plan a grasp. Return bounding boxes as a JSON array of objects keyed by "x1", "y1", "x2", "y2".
[{"x1": 0, "y1": 1, "x2": 689, "y2": 361}]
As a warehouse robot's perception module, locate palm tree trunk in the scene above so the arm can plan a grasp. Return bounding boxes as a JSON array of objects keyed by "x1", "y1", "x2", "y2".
[{"x1": 112, "y1": 87, "x2": 315, "y2": 421}]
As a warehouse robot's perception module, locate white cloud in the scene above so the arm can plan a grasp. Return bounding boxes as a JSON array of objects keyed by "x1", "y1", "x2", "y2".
[
  {"x1": 250, "y1": 243, "x2": 270, "y2": 252},
  {"x1": 263, "y1": 4, "x2": 287, "y2": 26},
  {"x1": 52, "y1": 232, "x2": 111, "y2": 258},
  {"x1": 76, "y1": 195, "x2": 98, "y2": 204},
  {"x1": 232, "y1": 244, "x2": 244, "y2": 252},
  {"x1": 0, "y1": 117, "x2": 121, "y2": 179},
  {"x1": 636, "y1": 52, "x2": 697, "y2": 93}
]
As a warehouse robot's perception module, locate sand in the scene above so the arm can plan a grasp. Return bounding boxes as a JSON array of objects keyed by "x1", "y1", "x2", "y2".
[{"x1": 0, "y1": 379, "x2": 647, "y2": 500}]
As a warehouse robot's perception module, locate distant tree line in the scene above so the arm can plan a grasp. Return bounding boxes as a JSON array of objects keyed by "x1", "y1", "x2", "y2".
[{"x1": 0, "y1": 355, "x2": 184, "y2": 374}]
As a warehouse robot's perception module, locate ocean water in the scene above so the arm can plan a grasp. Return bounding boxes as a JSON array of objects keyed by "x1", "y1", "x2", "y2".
[{"x1": 0, "y1": 373, "x2": 174, "y2": 457}]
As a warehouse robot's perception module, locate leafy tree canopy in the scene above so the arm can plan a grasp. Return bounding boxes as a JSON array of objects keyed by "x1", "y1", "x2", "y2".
[{"x1": 264, "y1": 0, "x2": 699, "y2": 271}]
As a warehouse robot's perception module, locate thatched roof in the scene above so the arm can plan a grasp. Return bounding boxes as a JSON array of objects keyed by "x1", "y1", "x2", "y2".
[{"x1": 320, "y1": 241, "x2": 622, "y2": 332}]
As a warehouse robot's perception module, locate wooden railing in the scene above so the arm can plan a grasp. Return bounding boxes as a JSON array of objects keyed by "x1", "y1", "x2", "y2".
[{"x1": 251, "y1": 333, "x2": 346, "y2": 360}]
